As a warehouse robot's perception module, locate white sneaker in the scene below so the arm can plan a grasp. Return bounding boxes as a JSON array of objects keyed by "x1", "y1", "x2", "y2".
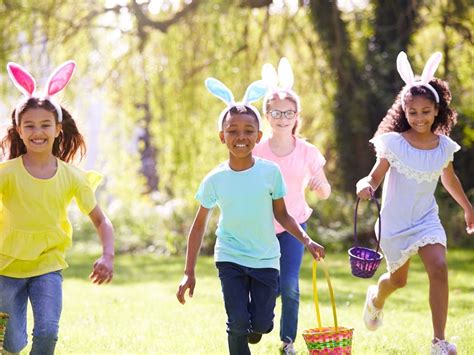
[
  {"x1": 431, "y1": 338, "x2": 457, "y2": 355},
  {"x1": 363, "y1": 285, "x2": 383, "y2": 331},
  {"x1": 281, "y1": 337, "x2": 297, "y2": 355}
]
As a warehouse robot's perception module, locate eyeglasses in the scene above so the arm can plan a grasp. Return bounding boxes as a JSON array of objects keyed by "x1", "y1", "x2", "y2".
[{"x1": 268, "y1": 110, "x2": 297, "y2": 120}]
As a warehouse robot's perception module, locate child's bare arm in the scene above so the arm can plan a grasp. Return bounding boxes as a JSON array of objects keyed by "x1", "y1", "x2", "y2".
[
  {"x1": 308, "y1": 167, "x2": 331, "y2": 200},
  {"x1": 88, "y1": 205, "x2": 114, "y2": 285},
  {"x1": 272, "y1": 198, "x2": 325, "y2": 260},
  {"x1": 177, "y1": 205, "x2": 211, "y2": 304},
  {"x1": 441, "y1": 162, "x2": 474, "y2": 234},
  {"x1": 356, "y1": 158, "x2": 390, "y2": 199}
]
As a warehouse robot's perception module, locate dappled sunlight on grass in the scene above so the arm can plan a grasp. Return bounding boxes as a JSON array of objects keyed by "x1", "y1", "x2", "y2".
[
  {"x1": 17, "y1": 249, "x2": 474, "y2": 354},
  {"x1": 63, "y1": 253, "x2": 218, "y2": 284}
]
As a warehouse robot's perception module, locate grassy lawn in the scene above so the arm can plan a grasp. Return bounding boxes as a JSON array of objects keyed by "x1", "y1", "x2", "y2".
[{"x1": 17, "y1": 249, "x2": 474, "y2": 354}]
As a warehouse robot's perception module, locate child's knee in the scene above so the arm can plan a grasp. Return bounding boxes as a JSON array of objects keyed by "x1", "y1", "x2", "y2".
[
  {"x1": 252, "y1": 321, "x2": 273, "y2": 334},
  {"x1": 3, "y1": 345, "x2": 26, "y2": 354},
  {"x1": 251, "y1": 314, "x2": 274, "y2": 334},
  {"x1": 227, "y1": 316, "x2": 250, "y2": 336},
  {"x1": 3, "y1": 324, "x2": 28, "y2": 354},
  {"x1": 427, "y1": 259, "x2": 448, "y2": 281},
  {"x1": 31, "y1": 317, "x2": 59, "y2": 354},
  {"x1": 30, "y1": 333, "x2": 58, "y2": 355},
  {"x1": 389, "y1": 275, "x2": 407, "y2": 289},
  {"x1": 32, "y1": 322, "x2": 59, "y2": 339},
  {"x1": 3, "y1": 337, "x2": 27, "y2": 354},
  {"x1": 279, "y1": 283, "x2": 299, "y2": 301}
]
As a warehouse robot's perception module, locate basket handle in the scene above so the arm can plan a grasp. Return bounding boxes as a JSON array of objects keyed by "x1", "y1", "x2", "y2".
[
  {"x1": 312, "y1": 259, "x2": 338, "y2": 331},
  {"x1": 354, "y1": 193, "x2": 382, "y2": 253}
]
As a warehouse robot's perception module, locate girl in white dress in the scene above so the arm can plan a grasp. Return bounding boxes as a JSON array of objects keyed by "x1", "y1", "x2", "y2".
[{"x1": 356, "y1": 52, "x2": 473, "y2": 355}]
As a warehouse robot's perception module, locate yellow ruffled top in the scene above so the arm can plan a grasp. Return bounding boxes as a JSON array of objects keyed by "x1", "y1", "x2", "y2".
[{"x1": 0, "y1": 157, "x2": 102, "y2": 278}]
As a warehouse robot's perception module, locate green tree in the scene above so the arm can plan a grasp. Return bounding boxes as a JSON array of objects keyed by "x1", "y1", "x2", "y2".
[{"x1": 308, "y1": 0, "x2": 420, "y2": 191}]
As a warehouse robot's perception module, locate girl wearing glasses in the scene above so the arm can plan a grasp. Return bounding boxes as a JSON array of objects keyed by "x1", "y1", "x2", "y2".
[{"x1": 253, "y1": 58, "x2": 331, "y2": 355}]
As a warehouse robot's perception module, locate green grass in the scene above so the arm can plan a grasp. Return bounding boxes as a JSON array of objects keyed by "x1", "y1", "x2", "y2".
[{"x1": 17, "y1": 250, "x2": 474, "y2": 354}]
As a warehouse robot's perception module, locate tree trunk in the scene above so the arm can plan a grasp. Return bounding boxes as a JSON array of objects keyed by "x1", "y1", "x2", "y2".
[
  {"x1": 309, "y1": 0, "x2": 419, "y2": 192},
  {"x1": 308, "y1": 1, "x2": 370, "y2": 192},
  {"x1": 366, "y1": 0, "x2": 418, "y2": 133},
  {"x1": 136, "y1": 99, "x2": 159, "y2": 193},
  {"x1": 136, "y1": 42, "x2": 159, "y2": 193}
]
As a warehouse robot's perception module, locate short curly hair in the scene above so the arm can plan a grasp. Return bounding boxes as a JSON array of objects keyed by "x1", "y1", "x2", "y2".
[{"x1": 222, "y1": 105, "x2": 260, "y2": 128}]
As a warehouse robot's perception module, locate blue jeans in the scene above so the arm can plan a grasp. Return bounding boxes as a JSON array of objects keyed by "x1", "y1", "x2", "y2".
[
  {"x1": 277, "y1": 223, "x2": 306, "y2": 343},
  {"x1": 0, "y1": 271, "x2": 62, "y2": 354},
  {"x1": 216, "y1": 262, "x2": 279, "y2": 355}
]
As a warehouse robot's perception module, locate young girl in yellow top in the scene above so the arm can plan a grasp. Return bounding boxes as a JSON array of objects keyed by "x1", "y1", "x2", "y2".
[{"x1": 0, "y1": 61, "x2": 115, "y2": 355}]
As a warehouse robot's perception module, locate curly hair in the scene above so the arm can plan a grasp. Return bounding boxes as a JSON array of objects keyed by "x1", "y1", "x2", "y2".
[
  {"x1": 1, "y1": 98, "x2": 86, "y2": 162},
  {"x1": 222, "y1": 105, "x2": 261, "y2": 128},
  {"x1": 374, "y1": 78, "x2": 457, "y2": 137}
]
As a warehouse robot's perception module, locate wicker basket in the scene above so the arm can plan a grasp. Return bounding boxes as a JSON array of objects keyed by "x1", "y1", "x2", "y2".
[
  {"x1": 302, "y1": 260, "x2": 354, "y2": 354},
  {"x1": 0, "y1": 312, "x2": 8, "y2": 351},
  {"x1": 348, "y1": 197, "x2": 383, "y2": 278}
]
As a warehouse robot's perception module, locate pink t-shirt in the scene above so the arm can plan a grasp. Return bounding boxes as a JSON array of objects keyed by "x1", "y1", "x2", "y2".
[{"x1": 253, "y1": 137, "x2": 326, "y2": 234}]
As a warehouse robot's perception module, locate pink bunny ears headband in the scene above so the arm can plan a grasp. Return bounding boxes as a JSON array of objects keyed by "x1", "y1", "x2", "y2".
[
  {"x1": 397, "y1": 51, "x2": 442, "y2": 110},
  {"x1": 205, "y1": 78, "x2": 267, "y2": 131},
  {"x1": 7, "y1": 60, "x2": 76, "y2": 124},
  {"x1": 261, "y1": 57, "x2": 300, "y2": 113}
]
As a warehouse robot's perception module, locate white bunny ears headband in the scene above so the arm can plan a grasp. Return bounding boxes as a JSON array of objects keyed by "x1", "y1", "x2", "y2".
[
  {"x1": 205, "y1": 78, "x2": 267, "y2": 131},
  {"x1": 261, "y1": 57, "x2": 300, "y2": 113},
  {"x1": 7, "y1": 60, "x2": 76, "y2": 124},
  {"x1": 397, "y1": 51, "x2": 442, "y2": 110}
]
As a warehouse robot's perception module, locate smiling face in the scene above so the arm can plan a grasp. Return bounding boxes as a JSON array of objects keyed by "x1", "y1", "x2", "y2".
[
  {"x1": 405, "y1": 96, "x2": 438, "y2": 134},
  {"x1": 219, "y1": 112, "x2": 262, "y2": 163},
  {"x1": 266, "y1": 98, "x2": 298, "y2": 135},
  {"x1": 17, "y1": 108, "x2": 61, "y2": 155}
]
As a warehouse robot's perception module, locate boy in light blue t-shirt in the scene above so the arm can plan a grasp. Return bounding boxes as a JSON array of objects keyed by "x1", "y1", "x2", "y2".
[
  {"x1": 196, "y1": 156, "x2": 286, "y2": 271},
  {"x1": 177, "y1": 78, "x2": 325, "y2": 355}
]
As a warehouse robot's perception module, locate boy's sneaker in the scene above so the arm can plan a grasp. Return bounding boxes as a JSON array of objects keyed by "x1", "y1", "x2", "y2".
[
  {"x1": 280, "y1": 337, "x2": 297, "y2": 354},
  {"x1": 363, "y1": 285, "x2": 383, "y2": 331},
  {"x1": 431, "y1": 338, "x2": 457, "y2": 355},
  {"x1": 248, "y1": 332, "x2": 262, "y2": 344}
]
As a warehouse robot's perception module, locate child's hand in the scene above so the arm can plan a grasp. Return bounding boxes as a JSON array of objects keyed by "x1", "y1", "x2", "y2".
[
  {"x1": 306, "y1": 240, "x2": 325, "y2": 260},
  {"x1": 308, "y1": 176, "x2": 323, "y2": 191},
  {"x1": 356, "y1": 180, "x2": 374, "y2": 200},
  {"x1": 89, "y1": 254, "x2": 114, "y2": 285},
  {"x1": 177, "y1": 273, "x2": 196, "y2": 305},
  {"x1": 308, "y1": 176, "x2": 331, "y2": 199},
  {"x1": 465, "y1": 208, "x2": 474, "y2": 235}
]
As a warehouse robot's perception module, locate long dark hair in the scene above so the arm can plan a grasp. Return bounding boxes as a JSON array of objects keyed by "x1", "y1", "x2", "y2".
[
  {"x1": 375, "y1": 78, "x2": 457, "y2": 137},
  {"x1": 1, "y1": 98, "x2": 86, "y2": 162}
]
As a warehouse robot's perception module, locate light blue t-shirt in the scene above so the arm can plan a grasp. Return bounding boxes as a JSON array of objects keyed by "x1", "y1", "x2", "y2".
[{"x1": 196, "y1": 157, "x2": 286, "y2": 270}]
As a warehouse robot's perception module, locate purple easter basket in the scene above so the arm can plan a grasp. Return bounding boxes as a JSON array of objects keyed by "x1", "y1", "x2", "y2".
[{"x1": 348, "y1": 196, "x2": 383, "y2": 278}]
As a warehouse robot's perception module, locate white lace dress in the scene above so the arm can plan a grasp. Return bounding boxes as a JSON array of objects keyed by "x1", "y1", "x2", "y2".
[{"x1": 369, "y1": 132, "x2": 461, "y2": 272}]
